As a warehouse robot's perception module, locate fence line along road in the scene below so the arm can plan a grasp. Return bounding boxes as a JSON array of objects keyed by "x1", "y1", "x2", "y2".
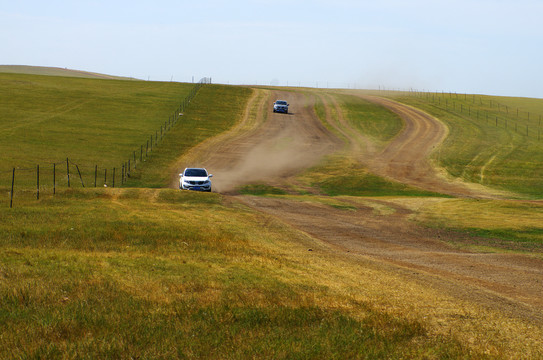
[{"x1": 4, "y1": 77, "x2": 211, "y2": 208}]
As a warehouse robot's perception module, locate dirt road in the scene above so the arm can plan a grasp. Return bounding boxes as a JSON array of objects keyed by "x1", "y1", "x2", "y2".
[
  {"x1": 175, "y1": 88, "x2": 543, "y2": 325},
  {"x1": 174, "y1": 89, "x2": 342, "y2": 192}
]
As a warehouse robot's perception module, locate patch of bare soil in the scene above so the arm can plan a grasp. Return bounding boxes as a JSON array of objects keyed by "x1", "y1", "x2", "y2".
[
  {"x1": 239, "y1": 195, "x2": 543, "y2": 325},
  {"x1": 174, "y1": 88, "x2": 543, "y2": 325},
  {"x1": 350, "y1": 95, "x2": 512, "y2": 199}
]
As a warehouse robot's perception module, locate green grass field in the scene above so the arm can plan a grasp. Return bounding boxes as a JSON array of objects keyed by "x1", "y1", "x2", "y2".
[
  {"x1": 0, "y1": 189, "x2": 482, "y2": 359},
  {"x1": 393, "y1": 92, "x2": 543, "y2": 197},
  {"x1": 298, "y1": 91, "x2": 446, "y2": 197},
  {"x1": 0, "y1": 73, "x2": 196, "y2": 188},
  {"x1": 2, "y1": 72, "x2": 543, "y2": 358}
]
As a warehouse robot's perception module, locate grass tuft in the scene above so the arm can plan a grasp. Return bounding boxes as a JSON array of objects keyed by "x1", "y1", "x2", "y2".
[{"x1": 300, "y1": 155, "x2": 449, "y2": 197}]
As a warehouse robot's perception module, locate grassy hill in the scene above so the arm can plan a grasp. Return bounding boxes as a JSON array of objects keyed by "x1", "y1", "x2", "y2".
[
  {"x1": 0, "y1": 73, "x2": 249, "y2": 192},
  {"x1": 0, "y1": 73, "x2": 192, "y2": 172},
  {"x1": 392, "y1": 91, "x2": 543, "y2": 197},
  {"x1": 1, "y1": 73, "x2": 542, "y2": 358},
  {"x1": 0, "y1": 65, "x2": 136, "y2": 80}
]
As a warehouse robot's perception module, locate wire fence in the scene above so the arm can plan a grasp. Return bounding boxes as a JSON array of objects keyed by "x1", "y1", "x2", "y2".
[
  {"x1": 3, "y1": 77, "x2": 211, "y2": 208},
  {"x1": 405, "y1": 90, "x2": 543, "y2": 141}
]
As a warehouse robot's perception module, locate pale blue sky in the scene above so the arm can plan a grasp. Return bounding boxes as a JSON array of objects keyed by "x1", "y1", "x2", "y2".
[{"x1": 2, "y1": 0, "x2": 542, "y2": 97}]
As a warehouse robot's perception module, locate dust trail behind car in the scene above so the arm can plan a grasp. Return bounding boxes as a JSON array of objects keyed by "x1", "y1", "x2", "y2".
[
  {"x1": 170, "y1": 89, "x2": 341, "y2": 193},
  {"x1": 209, "y1": 91, "x2": 340, "y2": 193}
]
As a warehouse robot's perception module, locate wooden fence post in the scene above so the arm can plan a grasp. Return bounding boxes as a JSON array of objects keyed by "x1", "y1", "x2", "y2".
[
  {"x1": 37, "y1": 164, "x2": 39, "y2": 200},
  {"x1": 75, "y1": 165, "x2": 84, "y2": 187},
  {"x1": 66, "y1": 158, "x2": 70, "y2": 187},
  {"x1": 10, "y1": 168, "x2": 15, "y2": 208}
]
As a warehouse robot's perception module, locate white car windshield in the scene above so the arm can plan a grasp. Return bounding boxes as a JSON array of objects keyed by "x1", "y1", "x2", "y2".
[{"x1": 185, "y1": 169, "x2": 207, "y2": 177}]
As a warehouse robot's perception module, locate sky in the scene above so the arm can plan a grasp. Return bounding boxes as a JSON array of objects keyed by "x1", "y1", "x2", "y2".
[{"x1": 2, "y1": 0, "x2": 542, "y2": 98}]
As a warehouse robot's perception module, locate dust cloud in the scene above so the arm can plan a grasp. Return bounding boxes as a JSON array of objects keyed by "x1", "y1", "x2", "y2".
[
  {"x1": 211, "y1": 128, "x2": 323, "y2": 192},
  {"x1": 171, "y1": 90, "x2": 341, "y2": 194}
]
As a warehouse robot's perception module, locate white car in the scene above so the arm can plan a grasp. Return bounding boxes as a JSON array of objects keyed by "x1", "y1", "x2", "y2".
[
  {"x1": 179, "y1": 168, "x2": 213, "y2": 192},
  {"x1": 273, "y1": 100, "x2": 289, "y2": 114}
]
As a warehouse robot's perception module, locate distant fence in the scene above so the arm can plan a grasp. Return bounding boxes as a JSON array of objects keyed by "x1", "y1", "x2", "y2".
[
  {"x1": 405, "y1": 90, "x2": 543, "y2": 141},
  {"x1": 3, "y1": 77, "x2": 211, "y2": 208}
]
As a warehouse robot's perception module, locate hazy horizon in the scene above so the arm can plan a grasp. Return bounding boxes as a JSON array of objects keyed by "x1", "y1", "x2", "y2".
[{"x1": 2, "y1": 0, "x2": 542, "y2": 98}]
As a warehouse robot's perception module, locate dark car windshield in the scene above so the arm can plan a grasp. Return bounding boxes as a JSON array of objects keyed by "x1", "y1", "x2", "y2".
[
  {"x1": 276, "y1": 101, "x2": 287, "y2": 105},
  {"x1": 185, "y1": 169, "x2": 207, "y2": 177}
]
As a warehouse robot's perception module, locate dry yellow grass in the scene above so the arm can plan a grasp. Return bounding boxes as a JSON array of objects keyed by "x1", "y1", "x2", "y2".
[
  {"x1": 241, "y1": 211, "x2": 543, "y2": 357},
  {"x1": 3, "y1": 188, "x2": 543, "y2": 357}
]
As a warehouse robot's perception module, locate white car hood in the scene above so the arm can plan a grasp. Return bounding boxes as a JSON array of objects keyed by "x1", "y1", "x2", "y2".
[{"x1": 182, "y1": 176, "x2": 209, "y2": 182}]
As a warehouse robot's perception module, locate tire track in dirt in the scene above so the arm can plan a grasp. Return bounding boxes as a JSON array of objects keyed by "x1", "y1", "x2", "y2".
[
  {"x1": 351, "y1": 95, "x2": 509, "y2": 199},
  {"x1": 238, "y1": 195, "x2": 543, "y2": 325}
]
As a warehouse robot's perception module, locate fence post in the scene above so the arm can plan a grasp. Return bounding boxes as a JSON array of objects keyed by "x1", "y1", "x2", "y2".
[
  {"x1": 37, "y1": 164, "x2": 39, "y2": 200},
  {"x1": 10, "y1": 168, "x2": 15, "y2": 208},
  {"x1": 104, "y1": 168, "x2": 107, "y2": 187},
  {"x1": 75, "y1": 165, "x2": 84, "y2": 187},
  {"x1": 66, "y1": 158, "x2": 70, "y2": 187}
]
